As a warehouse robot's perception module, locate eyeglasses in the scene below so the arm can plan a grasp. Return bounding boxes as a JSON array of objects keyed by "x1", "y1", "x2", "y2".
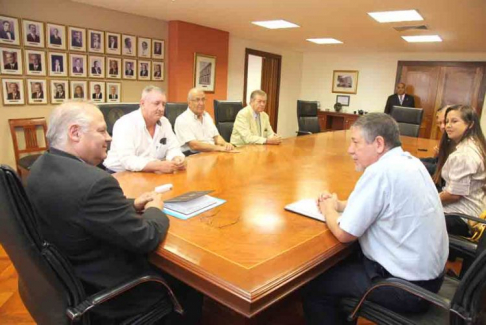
[{"x1": 190, "y1": 98, "x2": 206, "y2": 103}]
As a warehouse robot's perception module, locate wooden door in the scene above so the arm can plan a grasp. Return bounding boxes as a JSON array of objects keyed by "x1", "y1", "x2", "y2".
[
  {"x1": 397, "y1": 61, "x2": 486, "y2": 139},
  {"x1": 244, "y1": 49, "x2": 282, "y2": 132}
]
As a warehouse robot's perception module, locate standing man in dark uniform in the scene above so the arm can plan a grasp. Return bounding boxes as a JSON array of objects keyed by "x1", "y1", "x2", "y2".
[{"x1": 384, "y1": 82, "x2": 415, "y2": 114}]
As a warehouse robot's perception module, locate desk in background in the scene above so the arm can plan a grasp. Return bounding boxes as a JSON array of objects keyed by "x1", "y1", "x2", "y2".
[
  {"x1": 318, "y1": 111, "x2": 359, "y2": 131},
  {"x1": 114, "y1": 131, "x2": 437, "y2": 321}
]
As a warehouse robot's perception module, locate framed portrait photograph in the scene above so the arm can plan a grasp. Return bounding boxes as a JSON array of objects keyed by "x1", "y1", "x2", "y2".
[
  {"x1": 70, "y1": 53, "x2": 87, "y2": 77},
  {"x1": 71, "y1": 80, "x2": 88, "y2": 100},
  {"x1": 152, "y1": 39, "x2": 164, "y2": 60},
  {"x1": 193, "y1": 53, "x2": 216, "y2": 92},
  {"x1": 0, "y1": 47, "x2": 23, "y2": 75},
  {"x1": 106, "y1": 57, "x2": 121, "y2": 79},
  {"x1": 89, "y1": 55, "x2": 104, "y2": 78},
  {"x1": 68, "y1": 26, "x2": 86, "y2": 52},
  {"x1": 121, "y1": 34, "x2": 136, "y2": 57},
  {"x1": 2, "y1": 78, "x2": 24, "y2": 105},
  {"x1": 332, "y1": 70, "x2": 359, "y2": 94},
  {"x1": 50, "y1": 79, "x2": 69, "y2": 104},
  {"x1": 25, "y1": 49, "x2": 46, "y2": 76},
  {"x1": 90, "y1": 81, "x2": 105, "y2": 103},
  {"x1": 107, "y1": 82, "x2": 121, "y2": 103},
  {"x1": 336, "y1": 95, "x2": 350, "y2": 106},
  {"x1": 152, "y1": 61, "x2": 164, "y2": 81},
  {"x1": 48, "y1": 52, "x2": 67, "y2": 77},
  {"x1": 138, "y1": 37, "x2": 151, "y2": 58},
  {"x1": 123, "y1": 58, "x2": 136, "y2": 80},
  {"x1": 0, "y1": 16, "x2": 20, "y2": 46},
  {"x1": 26, "y1": 79, "x2": 48, "y2": 105},
  {"x1": 138, "y1": 60, "x2": 150, "y2": 80},
  {"x1": 88, "y1": 29, "x2": 104, "y2": 54},
  {"x1": 105, "y1": 32, "x2": 121, "y2": 55},
  {"x1": 22, "y1": 19, "x2": 44, "y2": 48},
  {"x1": 46, "y1": 23, "x2": 66, "y2": 50}
]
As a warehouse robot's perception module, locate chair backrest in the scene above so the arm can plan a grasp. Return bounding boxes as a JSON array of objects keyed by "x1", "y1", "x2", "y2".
[
  {"x1": 164, "y1": 102, "x2": 187, "y2": 130},
  {"x1": 8, "y1": 118, "x2": 48, "y2": 172},
  {"x1": 450, "y1": 235, "x2": 486, "y2": 324},
  {"x1": 390, "y1": 106, "x2": 424, "y2": 137},
  {"x1": 213, "y1": 100, "x2": 243, "y2": 142},
  {"x1": 297, "y1": 100, "x2": 320, "y2": 134},
  {"x1": 0, "y1": 165, "x2": 87, "y2": 325},
  {"x1": 97, "y1": 103, "x2": 139, "y2": 136}
]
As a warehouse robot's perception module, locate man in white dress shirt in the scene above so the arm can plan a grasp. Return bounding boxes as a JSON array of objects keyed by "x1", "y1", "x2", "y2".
[
  {"x1": 104, "y1": 86, "x2": 185, "y2": 173},
  {"x1": 303, "y1": 113, "x2": 448, "y2": 324},
  {"x1": 175, "y1": 88, "x2": 235, "y2": 154}
]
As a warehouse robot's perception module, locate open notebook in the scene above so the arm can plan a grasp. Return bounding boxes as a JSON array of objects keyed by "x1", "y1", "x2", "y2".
[{"x1": 285, "y1": 199, "x2": 326, "y2": 222}]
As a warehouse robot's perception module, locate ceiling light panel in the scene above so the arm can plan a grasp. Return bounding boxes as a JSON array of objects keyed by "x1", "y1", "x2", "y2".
[
  {"x1": 402, "y1": 35, "x2": 442, "y2": 42},
  {"x1": 306, "y1": 38, "x2": 343, "y2": 44},
  {"x1": 368, "y1": 10, "x2": 424, "y2": 23},
  {"x1": 252, "y1": 20, "x2": 300, "y2": 29}
]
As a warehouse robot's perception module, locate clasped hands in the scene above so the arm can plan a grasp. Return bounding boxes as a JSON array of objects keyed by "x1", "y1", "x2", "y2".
[{"x1": 317, "y1": 190, "x2": 339, "y2": 214}]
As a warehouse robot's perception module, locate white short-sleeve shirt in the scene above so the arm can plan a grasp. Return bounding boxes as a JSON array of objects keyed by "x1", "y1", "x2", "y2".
[
  {"x1": 174, "y1": 108, "x2": 220, "y2": 152},
  {"x1": 103, "y1": 109, "x2": 183, "y2": 172},
  {"x1": 339, "y1": 147, "x2": 449, "y2": 281},
  {"x1": 442, "y1": 138, "x2": 486, "y2": 218}
]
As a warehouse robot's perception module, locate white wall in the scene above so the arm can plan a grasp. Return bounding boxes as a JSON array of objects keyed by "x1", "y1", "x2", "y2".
[
  {"x1": 300, "y1": 52, "x2": 486, "y2": 133},
  {"x1": 245, "y1": 54, "x2": 262, "y2": 103},
  {"x1": 227, "y1": 36, "x2": 303, "y2": 138}
]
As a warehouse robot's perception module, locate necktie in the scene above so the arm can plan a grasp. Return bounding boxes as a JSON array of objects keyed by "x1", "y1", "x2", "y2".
[
  {"x1": 400, "y1": 95, "x2": 404, "y2": 105},
  {"x1": 256, "y1": 115, "x2": 261, "y2": 135}
]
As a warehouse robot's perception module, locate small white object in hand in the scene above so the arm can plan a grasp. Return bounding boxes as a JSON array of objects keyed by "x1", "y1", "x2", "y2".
[{"x1": 155, "y1": 184, "x2": 173, "y2": 193}]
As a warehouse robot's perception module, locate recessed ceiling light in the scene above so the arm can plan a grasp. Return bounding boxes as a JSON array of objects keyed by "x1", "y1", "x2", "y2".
[
  {"x1": 251, "y1": 20, "x2": 300, "y2": 29},
  {"x1": 368, "y1": 10, "x2": 423, "y2": 23},
  {"x1": 402, "y1": 35, "x2": 442, "y2": 42},
  {"x1": 306, "y1": 38, "x2": 343, "y2": 44}
]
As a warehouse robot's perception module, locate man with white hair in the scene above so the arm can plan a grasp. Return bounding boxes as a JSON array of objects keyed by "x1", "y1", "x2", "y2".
[
  {"x1": 104, "y1": 86, "x2": 186, "y2": 173},
  {"x1": 26, "y1": 101, "x2": 183, "y2": 323},
  {"x1": 175, "y1": 88, "x2": 235, "y2": 154}
]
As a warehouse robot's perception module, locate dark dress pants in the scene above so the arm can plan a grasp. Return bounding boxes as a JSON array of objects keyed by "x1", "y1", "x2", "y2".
[{"x1": 302, "y1": 249, "x2": 444, "y2": 325}]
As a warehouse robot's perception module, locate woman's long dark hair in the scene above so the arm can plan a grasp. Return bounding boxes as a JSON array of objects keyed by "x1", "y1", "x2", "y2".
[{"x1": 433, "y1": 105, "x2": 486, "y2": 187}]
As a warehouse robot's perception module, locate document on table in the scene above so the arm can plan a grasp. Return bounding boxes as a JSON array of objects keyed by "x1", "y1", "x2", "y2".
[
  {"x1": 164, "y1": 195, "x2": 225, "y2": 220},
  {"x1": 285, "y1": 199, "x2": 327, "y2": 222}
]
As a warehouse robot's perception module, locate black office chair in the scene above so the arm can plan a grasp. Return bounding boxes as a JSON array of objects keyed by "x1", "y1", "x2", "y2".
[
  {"x1": 164, "y1": 102, "x2": 187, "y2": 130},
  {"x1": 97, "y1": 103, "x2": 139, "y2": 136},
  {"x1": 213, "y1": 100, "x2": 243, "y2": 142},
  {"x1": 339, "y1": 228, "x2": 486, "y2": 325},
  {"x1": 0, "y1": 165, "x2": 182, "y2": 325},
  {"x1": 390, "y1": 106, "x2": 424, "y2": 137},
  {"x1": 297, "y1": 100, "x2": 321, "y2": 136}
]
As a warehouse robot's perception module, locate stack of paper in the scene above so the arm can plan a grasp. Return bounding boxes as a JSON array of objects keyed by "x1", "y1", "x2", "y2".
[
  {"x1": 163, "y1": 191, "x2": 225, "y2": 220},
  {"x1": 285, "y1": 199, "x2": 326, "y2": 222}
]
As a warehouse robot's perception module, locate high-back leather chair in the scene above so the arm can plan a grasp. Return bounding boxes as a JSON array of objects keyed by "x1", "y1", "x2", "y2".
[
  {"x1": 164, "y1": 102, "x2": 187, "y2": 130},
  {"x1": 97, "y1": 103, "x2": 139, "y2": 136},
  {"x1": 8, "y1": 118, "x2": 48, "y2": 180},
  {"x1": 213, "y1": 100, "x2": 243, "y2": 142},
  {"x1": 390, "y1": 106, "x2": 424, "y2": 137},
  {"x1": 297, "y1": 100, "x2": 321, "y2": 135},
  {"x1": 0, "y1": 165, "x2": 180, "y2": 324}
]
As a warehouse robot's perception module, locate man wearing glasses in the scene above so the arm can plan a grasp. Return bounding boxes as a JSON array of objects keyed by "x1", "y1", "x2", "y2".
[
  {"x1": 104, "y1": 86, "x2": 185, "y2": 173},
  {"x1": 175, "y1": 88, "x2": 235, "y2": 154}
]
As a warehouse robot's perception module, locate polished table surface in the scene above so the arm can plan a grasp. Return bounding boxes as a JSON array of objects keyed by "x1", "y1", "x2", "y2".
[{"x1": 114, "y1": 131, "x2": 437, "y2": 318}]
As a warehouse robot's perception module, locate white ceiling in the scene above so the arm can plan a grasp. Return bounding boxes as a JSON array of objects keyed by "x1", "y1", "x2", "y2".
[{"x1": 73, "y1": 0, "x2": 486, "y2": 53}]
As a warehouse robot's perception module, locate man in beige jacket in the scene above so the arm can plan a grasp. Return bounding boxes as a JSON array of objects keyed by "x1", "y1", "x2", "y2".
[{"x1": 230, "y1": 90, "x2": 282, "y2": 146}]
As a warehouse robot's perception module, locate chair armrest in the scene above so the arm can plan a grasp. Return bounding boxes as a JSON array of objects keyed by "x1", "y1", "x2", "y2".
[
  {"x1": 296, "y1": 131, "x2": 312, "y2": 136},
  {"x1": 445, "y1": 213, "x2": 486, "y2": 225},
  {"x1": 66, "y1": 275, "x2": 183, "y2": 322},
  {"x1": 347, "y1": 277, "x2": 450, "y2": 322},
  {"x1": 449, "y1": 235, "x2": 477, "y2": 258}
]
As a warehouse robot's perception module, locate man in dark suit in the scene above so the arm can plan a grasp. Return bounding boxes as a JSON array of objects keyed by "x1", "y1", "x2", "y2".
[
  {"x1": 73, "y1": 58, "x2": 83, "y2": 73},
  {"x1": 71, "y1": 31, "x2": 82, "y2": 47},
  {"x1": 384, "y1": 82, "x2": 415, "y2": 114},
  {"x1": 140, "y1": 63, "x2": 148, "y2": 76},
  {"x1": 28, "y1": 54, "x2": 42, "y2": 71},
  {"x1": 7, "y1": 82, "x2": 20, "y2": 100},
  {"x1": 125, "y1": 62, "x2": 134, "y2": 76},
  {"x1": 108, "y1": 35, "x2": 118, "y2": 50},
  {"x1": 54, "y1": 83, "x2": 65, "y2": 99},
  {"x1": 109, "y1": 85, "x2": 118, "y2": 99},
  {"x1": 50, "y1": 28, "x2": 62, "y2": 45},
  {"x1": 3, "y1": 52, "x2": 18, "y2": 70},
  {"x1": 108, "y1": 60, "x2": 118, "y2": 75},
  {"x1": 154, "y1": 64, "x2": 162, "y2": 78},
  {"x1": 27, "y1": 24, "x2": 40, "y2": 43},
  {"x1": 27, "y1": 101, "x2": 202, "y2": 324},
  {"x1": 91, "y1": 60, "x2": 101, "y2": 74},
  {"x1": 92, "y1": 84, "x2": 102, "y2": 100},
  {"x1": 31, "y1": 82, "x2": 44, "y2": 99},
  {"x1": 0, "y1": 21, "x2": 14, "y2": 40}
]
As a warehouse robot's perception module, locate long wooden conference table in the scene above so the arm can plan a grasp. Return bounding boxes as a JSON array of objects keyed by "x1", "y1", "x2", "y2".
[{"x1": 114, "y1": 130, "x2": 437, "y2": 320}]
